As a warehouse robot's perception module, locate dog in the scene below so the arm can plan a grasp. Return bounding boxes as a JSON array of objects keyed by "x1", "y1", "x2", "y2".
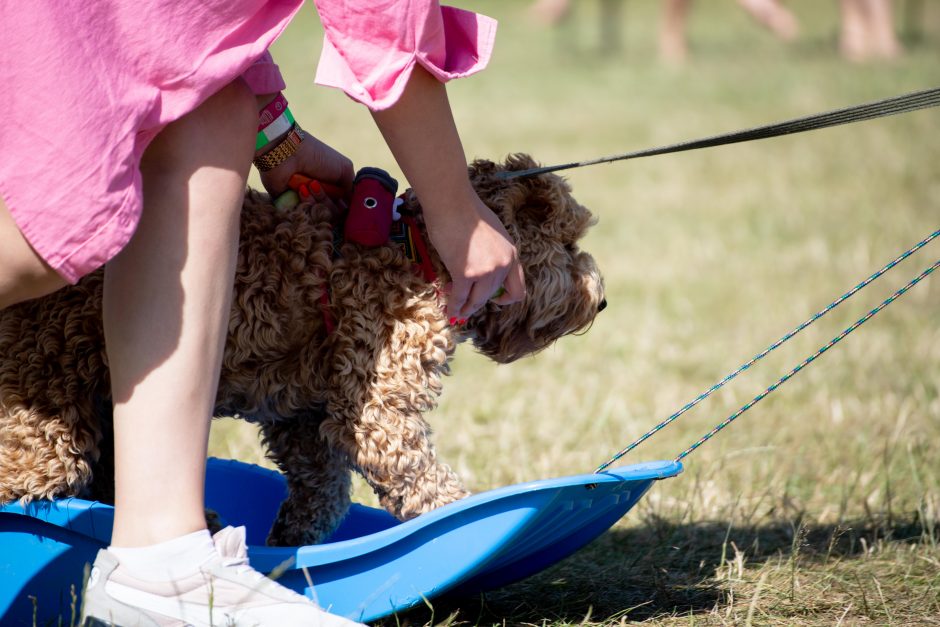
[{"x1": 0, "y1": 154, "x2": 605, "y2": 546}]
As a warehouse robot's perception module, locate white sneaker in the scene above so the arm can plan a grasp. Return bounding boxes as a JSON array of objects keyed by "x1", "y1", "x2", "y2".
[{"x1": 81, "y1": 526, "x2": 362, "y2": 627}]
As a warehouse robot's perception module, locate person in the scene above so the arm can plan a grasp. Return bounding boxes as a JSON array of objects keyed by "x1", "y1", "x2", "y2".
[
  {"x1": 660, "y1": 0, "x2": 903, "y2": 64},
  {"x1": 529, "y1": 0, "x2": 797, "y2": 61},
  {"x1": 529, "y1": 0, "x2": 626, "y2": 55},
  {"x1": 659, "y1": 0, "x2": 799, "y2": 63},
  {"x1": 839, "y1": 0, "x2": 903, "y2": 62},
  {"x1": 0, "y1": 1, "x2": 525, "y2": 625}
]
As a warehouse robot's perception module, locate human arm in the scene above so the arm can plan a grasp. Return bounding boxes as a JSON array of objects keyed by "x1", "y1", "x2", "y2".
[
  {"x1": 243, "y1": 54, "x2": 354, "y2": 195},
  {"x1": 312, "y1": 0, "x2": 524, "y2": 318},
  {"x1": 371, "y1": 66, "x2": 525, "y2": 319}
]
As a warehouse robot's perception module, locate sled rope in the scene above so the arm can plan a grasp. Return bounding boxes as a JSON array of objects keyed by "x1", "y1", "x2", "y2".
[
  {"x1": 672, "y1": 255, "x2": 938, "y2": 463},
  {"x1": 596, "y1": 230, "x2": 939, "y2": 473}
]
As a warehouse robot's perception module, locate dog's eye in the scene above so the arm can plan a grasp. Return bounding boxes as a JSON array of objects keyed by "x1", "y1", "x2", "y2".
[{"x1": 364, "y1": 197, "x2": 378, "y2": 209}]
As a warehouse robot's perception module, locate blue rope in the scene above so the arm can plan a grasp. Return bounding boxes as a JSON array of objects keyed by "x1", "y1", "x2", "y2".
[
  {"x1": 595, "y1": 230, "x2": 939, "y2": 473},
  {"x1": 674, "y1": 256, "x2": 939, "y2": 462}
]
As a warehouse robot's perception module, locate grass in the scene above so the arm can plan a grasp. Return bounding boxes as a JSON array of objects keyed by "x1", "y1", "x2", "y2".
[{"x1": 210, "y1": 1, "x2": 940, "y2": 624}]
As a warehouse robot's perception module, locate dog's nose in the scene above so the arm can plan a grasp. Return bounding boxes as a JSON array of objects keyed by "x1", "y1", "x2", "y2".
[{"x1": 598, "y1": 298, "x2": 607, "y2": 312}]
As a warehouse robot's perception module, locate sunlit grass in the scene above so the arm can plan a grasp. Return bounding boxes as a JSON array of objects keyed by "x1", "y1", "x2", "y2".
[{"x1": 211, "y1": 1, "x2": 940, "y2": 624}]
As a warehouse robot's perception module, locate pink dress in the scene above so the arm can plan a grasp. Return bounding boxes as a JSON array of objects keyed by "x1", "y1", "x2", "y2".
[{"x1": 0, "y1": 1, "x2": 495, "y2": 283}]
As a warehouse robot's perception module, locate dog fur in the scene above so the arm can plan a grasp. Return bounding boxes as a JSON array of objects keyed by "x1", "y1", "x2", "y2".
[{"x1": 0, "y1": 154, "x2": 605, "y2": 545}]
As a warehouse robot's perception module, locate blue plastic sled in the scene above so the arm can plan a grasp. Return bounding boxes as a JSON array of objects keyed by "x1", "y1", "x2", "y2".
[{"x1": 0, "y1": 457, "x2": 681, "y2": 625}]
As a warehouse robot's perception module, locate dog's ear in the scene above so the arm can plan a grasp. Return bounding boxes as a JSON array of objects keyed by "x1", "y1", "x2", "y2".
[{"x1": 469, "y1": 154, "x2": 596, "y2": 247}]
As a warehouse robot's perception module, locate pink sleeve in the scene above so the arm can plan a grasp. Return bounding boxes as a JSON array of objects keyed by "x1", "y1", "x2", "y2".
[
  {"x1": 313, "y1": 1, "x2": 496, "y2": 111},
  {"x1": 240, "y1": 51, "x2": 287, "y2": 95}
]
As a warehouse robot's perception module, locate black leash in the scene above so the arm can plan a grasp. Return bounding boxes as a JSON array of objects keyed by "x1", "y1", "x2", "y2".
[{"x1": 500, "y1": 86, "x2": 940, "y2": 180}]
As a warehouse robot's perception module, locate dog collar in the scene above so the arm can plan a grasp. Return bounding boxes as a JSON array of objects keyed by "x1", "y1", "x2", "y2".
[{"x1": 389, "y1": 210, "x2": 437, "y2": 284}]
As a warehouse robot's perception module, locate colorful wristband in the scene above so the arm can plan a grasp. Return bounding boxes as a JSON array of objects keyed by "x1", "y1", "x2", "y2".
[
  {"x1": 258, "y1": 92, "x2": 289, "y2": 131},
  {"x1": 255, "y1": 107, "x2": 295, "y2": 151}
]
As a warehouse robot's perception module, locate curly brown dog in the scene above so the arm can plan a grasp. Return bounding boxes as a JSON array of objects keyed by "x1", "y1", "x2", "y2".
[{"x1": 0, "y1": 154, "x2": 605, "y2": 545}]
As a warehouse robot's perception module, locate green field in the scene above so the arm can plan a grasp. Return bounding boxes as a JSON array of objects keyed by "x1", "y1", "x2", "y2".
[{"x1": 214, "y1": 2, "x2": 940, "y2": 624}]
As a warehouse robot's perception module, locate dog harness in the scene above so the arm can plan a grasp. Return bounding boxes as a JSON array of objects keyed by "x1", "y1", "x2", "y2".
[
  {"x1": 388, "y1": 214, "x2": 438, "y2": 284},
  {"x1": 284, "y1": 169, "x2": 439, "y2": 334}
]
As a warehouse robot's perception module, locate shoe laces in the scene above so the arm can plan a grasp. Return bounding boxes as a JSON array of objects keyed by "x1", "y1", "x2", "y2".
[{"x1": 211, "y1": 526, "x2": 310, "y2": 603}]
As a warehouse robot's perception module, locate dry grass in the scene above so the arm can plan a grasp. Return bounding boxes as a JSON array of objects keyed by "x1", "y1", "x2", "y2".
[{"x1": 210, "y1": 1, "x2": 940, "y2": 624}]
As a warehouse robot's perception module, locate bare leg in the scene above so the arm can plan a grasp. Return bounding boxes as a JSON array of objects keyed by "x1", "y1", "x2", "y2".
[
  {"x1": 0, "y1": 197, "x2": 67, "y2": 308},
  {"x1": 866, "y1": 0, "x2": 902, "y2": 58},
  {"x1": 737, "y1": 0, "x2": 799, "y2": 40},
  {"x1": 529, "y1": 0, "x2": 572, "y2": 26},
  {"x1": 660, "y1": 0, "x2": 691, "y2": 64},
  {"x1": 106, "y1": 80, "x2": 256, "y2": 547},
  {"x1": 841, "y1": 0, "x2": 873, "y2": 61}
]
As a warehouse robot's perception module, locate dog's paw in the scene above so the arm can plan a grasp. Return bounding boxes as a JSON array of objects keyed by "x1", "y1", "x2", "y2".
[
  {"x1": 266, "y1": 512, "x2": 343, "y2": 547},
  {"x1": 385, "y1": 486, "x2": 472, "y2": 521},
  {"x1": 205, "y1": 508, "x2": 225, "y2": 535}
]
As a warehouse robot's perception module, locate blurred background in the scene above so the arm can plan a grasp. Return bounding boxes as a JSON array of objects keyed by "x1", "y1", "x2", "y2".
[{"x1": 220, "y1": 2, "x2": 940, "y2": 624}]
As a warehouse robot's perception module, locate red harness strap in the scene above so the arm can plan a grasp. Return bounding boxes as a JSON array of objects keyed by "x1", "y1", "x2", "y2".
[
  {"x1": 399, "y1": 214, "x2": 438, "y2": 284},
  {"x1": 283, "y1": 175, "x2": 438, "y2": 335}
]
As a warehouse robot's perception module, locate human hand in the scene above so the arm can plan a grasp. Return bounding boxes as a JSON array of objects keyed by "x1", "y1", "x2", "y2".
[
  {"x1": 259, "y1": 132, "x2": 355, "y2": 197},
  {"x1": 368, "y1": 67, "x2": 526, "y2": 320},
  {"x1": 423, "y1": 188, "x2": 526, "y2": 320}
]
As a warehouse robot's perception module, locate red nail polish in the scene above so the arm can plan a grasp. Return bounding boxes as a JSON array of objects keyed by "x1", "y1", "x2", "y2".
[
  {"x1": 288, "y1": 173, "x2": 311, "y2": 190},
  {"x1": 459, "y1": 318, "x2": 468, "y2": 325},
  {"x1": 449, "y1": 317, "x2": 458, "y2": 326},
  {"x1": 309, "y1": 180, "x2": 323, "y2": 195},
  {"x1": 299, "y1": 184, "x2": 310, "y2": 199}
]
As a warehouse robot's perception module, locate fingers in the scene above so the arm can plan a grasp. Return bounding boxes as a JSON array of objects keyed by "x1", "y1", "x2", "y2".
[
  {"x1": 295, "y1": 178, "x2": 346, "y2": 222},
  {"x1": 306, "y1": 135, "x2": 354, "y2": 193},
  {"x1": 459, "y1": 279, "x2": 497, "y2": 320},
  {"x1": 451, "y1": 258, "x2": 526, "y2": 320},
  {"x1": 449, "y1": 275, "x2": 495, "y2": 320},
  {"x1": 491, "y1": 258, "x2": 526, "y2": 307},
  {"x1": 291, "y1": 176, "x2": 329, "y2": 201}
]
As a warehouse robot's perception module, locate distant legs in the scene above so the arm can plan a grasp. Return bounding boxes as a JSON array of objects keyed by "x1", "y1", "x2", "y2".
[
  {"x1": 840, "y1": 0, "x2": 903, "y2": 62},
  {"x1": 660, "y1": 0, "x2": 799, "y2": 64}
]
